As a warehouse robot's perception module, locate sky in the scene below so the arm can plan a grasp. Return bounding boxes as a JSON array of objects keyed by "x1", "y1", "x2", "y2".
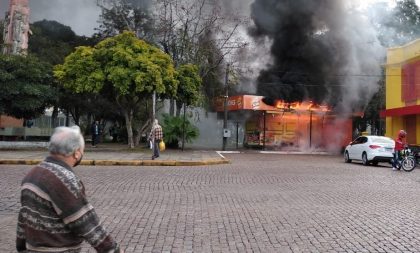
[
  {"x1": 0, "y1": 0, "x2": 100, "y2": 36},
  {"x1": 355, "y1": 0, "x2": 420, "y2": 8},
  {"x1": 0, "y1": 0, "x2": 419, "y2": 36}
]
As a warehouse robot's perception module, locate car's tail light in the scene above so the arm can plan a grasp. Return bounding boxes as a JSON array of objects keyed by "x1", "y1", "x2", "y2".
[{"x1": 369, "y1": 145, "x2": 382, "y2": 149}]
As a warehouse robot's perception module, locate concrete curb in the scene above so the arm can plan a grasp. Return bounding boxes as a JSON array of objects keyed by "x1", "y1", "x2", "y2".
[
  {"x1": 0, "y1": 159, "x2": 230, "y2": 166},
  {"x1": 259, "y1": 151, "x2": 331, "y2": 155}
]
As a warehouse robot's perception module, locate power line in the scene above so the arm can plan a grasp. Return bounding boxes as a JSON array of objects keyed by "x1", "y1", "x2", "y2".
[
  {"x1": 233, "y1": 67, "x2": 411, "y2": 77},
  {"x1": 258, "y1": 81, "x2": 419, "y2": 87}
]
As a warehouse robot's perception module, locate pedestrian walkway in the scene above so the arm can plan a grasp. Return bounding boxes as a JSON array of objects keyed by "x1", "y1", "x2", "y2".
[{"x1": 0, "y1": 142, "x2": 229, "y2": 166}]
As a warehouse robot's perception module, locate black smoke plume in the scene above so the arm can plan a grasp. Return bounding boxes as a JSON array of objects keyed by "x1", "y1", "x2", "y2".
[{"x1": 250, "y1": 0, "x2": 384, "y2": 111}]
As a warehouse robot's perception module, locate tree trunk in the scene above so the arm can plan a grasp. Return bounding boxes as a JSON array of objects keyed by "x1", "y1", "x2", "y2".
[
  {"x1": 134, "y1": 119, "x2": 151, "y2": 146},
  {"x1": 176, "y1": 101, "x2": 182, "y2": 117},
  {"x1": 182, "y1": 104, "x2": 186, "y2": 151},
  {"x1": 169, "y1": 99, "x2": 175, "y2": 116},
  {"x1": 87, "y1": 113, "x2": 92, "y2": 135},
  {"x1": 74, "y1": 107, "x2": 80, "y2": 126},
  {"x1": 51, "y1": 106, "x2": 59, "y2": 127},
  {"x1": 65, "y1": 110, "x2": 70, "y2": 127},
  {"x1": 124, "y1": 109, "x2": 135, "y2": 148},
  {"x1": 134, "y1": 132, "x2": 141, "y2": 146}
]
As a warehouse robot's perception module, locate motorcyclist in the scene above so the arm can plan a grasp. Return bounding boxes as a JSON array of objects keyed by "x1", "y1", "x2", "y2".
[{"x1": 392, "y1": 129, "x2": 407, "y2": 171}]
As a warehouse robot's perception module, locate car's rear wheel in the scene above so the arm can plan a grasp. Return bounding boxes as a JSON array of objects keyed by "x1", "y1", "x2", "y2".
[
  {"x1": 372, "y1": 161, "x2": 378, "y2": 166},
  {"x1": 362, "y1": 152, "x2": 369, "y2": 166},
  {"x1": 344, "y1": 151, "x2": 352, "y2": 163}
]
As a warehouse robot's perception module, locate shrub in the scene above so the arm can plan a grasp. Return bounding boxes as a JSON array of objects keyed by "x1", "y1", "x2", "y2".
[{"x1": 162, "y1": 114, "x2": 199, "y2": 148}]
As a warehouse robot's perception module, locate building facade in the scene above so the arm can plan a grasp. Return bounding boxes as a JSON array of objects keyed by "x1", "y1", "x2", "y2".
[
  {"x1": 0, "y1": 0, "x2": 29, "y2": 139},
  {"x1": 381, "y1": 39, "x2": 420, "y2": 145}
]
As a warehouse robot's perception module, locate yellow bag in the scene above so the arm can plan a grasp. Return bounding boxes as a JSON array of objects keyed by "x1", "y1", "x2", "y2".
[{"x1": 159, "y1": 140, "x2": 166, "y2": 151}]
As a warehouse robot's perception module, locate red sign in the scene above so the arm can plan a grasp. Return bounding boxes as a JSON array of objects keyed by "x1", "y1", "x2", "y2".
[{"x1": 214, "y1": 95, "x2": 278, "y2": 111}]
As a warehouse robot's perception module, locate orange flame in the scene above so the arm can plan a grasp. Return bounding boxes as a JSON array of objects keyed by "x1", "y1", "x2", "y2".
[{"x1": 275, "y1": 100, "x2": 331, "y2": 112}]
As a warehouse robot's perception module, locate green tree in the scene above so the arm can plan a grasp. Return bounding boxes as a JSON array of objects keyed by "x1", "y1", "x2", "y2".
[
  {"x1": 390, "y1": 0, "x2": 420, "y2": 46},
  {"x1": 176, "y1": 64, "x2": 202, "y2": 110},
  {"x1": 175, "y1": 64, "x2": 202, "y2": 149},
  {"x1": 95, "y1": 0, "x2": 248, "y2": 114},
  {"x1": 55, "y1": 31, "x2": 178, "y2": 148},
  {"x1": 29, "y1": 20, "x2": 78, "y2": 65},
  {"x1": 0, "y1": 54, "x2": 57, "y2": 119},
  {"x1": 363, "y1": 69, "x2": 386, "y2": 135},
  {"x1": 29, "y1": 20, "x2": 101, "y2": 127},
  {"x1": 95, "y1": 0, "x2": 155, "y2": 41},
  {"x1": 362, "y1": 0, "x2": 420, "y2": 134},
  {"x1": 370, "y1": 0, "x2": 420, "y2": 47}
]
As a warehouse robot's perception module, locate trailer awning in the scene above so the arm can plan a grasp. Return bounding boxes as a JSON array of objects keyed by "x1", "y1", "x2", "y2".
[
  {"x1": 214, "y1": 95, "x2": 277, "y2": 111},
  {"x1": 214, "y1": 95, "x2": 331, "y2": 112}
]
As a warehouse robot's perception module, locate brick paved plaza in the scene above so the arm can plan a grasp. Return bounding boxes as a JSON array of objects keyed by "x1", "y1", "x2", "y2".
[{"x1": 1, "y1": 154, "x2": 420, "y2": 253}]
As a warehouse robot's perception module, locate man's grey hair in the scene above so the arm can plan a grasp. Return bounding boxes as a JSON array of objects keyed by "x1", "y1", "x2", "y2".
[{"x1": 49, "y1": 126, "x2": 85, "y2": 156}]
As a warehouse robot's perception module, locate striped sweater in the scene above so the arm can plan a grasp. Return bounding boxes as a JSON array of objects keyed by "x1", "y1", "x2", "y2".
[{"x1": 16, "y1": 156, "x2": 121, "y2": 253}]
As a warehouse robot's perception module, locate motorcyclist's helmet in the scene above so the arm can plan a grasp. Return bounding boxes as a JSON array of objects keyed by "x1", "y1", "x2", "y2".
[{"x1": 398, "y1": 129, "x2": 407, "y2": 138}]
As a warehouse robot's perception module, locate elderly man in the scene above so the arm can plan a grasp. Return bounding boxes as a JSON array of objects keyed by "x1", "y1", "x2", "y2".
[
  {"x1": 16, "y1": 126, "x2": 123, "y2": 253},
  {"x1": 148, "y1": 119, "x2": 163, "y2": 160}
]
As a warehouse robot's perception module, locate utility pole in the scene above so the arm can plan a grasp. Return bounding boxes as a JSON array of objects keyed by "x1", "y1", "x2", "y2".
[
  {"x1": 182, "y1": 104, "x2": 186, "y2": 151},
  {"x1": 222, "y1": 64, "x2": 230, "y2": 151},
  {"x1": 263, "y1": 111, "x2": 266, "y2": 150},
  {"x1": 152, "y1": 91, "x2": 156, "y2": 123},
  {"x1": 152, "y1": 91, "x2": 156, "y2": 157},
  {"x1": 309, "y1": 110, "x2": 313, "y2": 148}
]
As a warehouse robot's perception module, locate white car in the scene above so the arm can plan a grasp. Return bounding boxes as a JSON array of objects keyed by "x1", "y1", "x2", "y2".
[{"x1": 344, "y1": 135, "x2": 395, "y2": 166}]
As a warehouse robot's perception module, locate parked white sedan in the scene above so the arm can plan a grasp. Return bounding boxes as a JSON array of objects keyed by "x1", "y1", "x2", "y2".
[{"x1": 344, "y1": 135, "x2": 395, "y2": 166}]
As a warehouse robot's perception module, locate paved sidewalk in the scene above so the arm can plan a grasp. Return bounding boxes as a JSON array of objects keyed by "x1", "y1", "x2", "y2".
[{"x1": 0, "y1": 143, "x2": 229, "y2": 166}]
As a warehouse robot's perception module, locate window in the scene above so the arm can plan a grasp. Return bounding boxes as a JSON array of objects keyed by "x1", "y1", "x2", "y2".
[{"x1": 402, "y1": 61, "x2": 420, "y2": 102}]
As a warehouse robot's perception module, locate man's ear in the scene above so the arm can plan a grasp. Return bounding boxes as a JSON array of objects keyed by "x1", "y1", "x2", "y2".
[{"x1": 74, "y1": 149, "x2": 81, "y2": 159}]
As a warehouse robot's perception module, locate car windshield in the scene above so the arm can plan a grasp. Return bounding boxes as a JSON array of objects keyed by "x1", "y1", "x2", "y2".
[{"x1": 370, "y1": 137, "x2": 394, "y2": 144}]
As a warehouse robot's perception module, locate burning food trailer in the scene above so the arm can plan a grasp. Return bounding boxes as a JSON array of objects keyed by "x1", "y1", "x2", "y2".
[{"x1": 215, "y1": 95, "x2": 353, "y2": 151}]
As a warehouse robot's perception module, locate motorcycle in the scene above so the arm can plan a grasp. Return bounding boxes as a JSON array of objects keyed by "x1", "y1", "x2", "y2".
[
  {"x1": 392, "y1": 147, "x2": 416, "y2": 172},
  {"x1": 414, "y1": 148, "x2": 420, "y2": 167}
]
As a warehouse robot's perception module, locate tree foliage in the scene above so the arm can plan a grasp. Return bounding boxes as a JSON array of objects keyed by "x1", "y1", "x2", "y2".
[
  {"x1": 176, "y1": 64, "x2": 202, "y2": 107},
  {"x1": 0, "y1": 54, "x2": 57, "y2": 119},
  {"x1": 370, "y1": 0, "x2": 420, "y2": 47},
  {"x1": 360, "y1": 0, "x2": 420, "y2": 135},
  {"x1": 29, "y1": 20, "x2": 96, "y2": 65},
  {"x1": 95, "y1": 0, "x2": 155, "y2": 41},
  {"x1": 55, "y1": 31, "x2": 178, "y2": 148},
  {"x1": 389, "y1": 0, "x2": 420, "y2": 45},
  {"x1": 155, "y1": 0, "x2": 248, "y2": 110},
  {"x1": 95, "y1": 0, "x2": 248, "y2": 112},
  {"x1": 28, "y1": 20, "x2": 103, "y2": 127}
]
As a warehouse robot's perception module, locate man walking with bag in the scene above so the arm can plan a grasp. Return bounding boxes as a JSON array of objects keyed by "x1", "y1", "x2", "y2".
[{"x1": 149, "y1": 119, "x2": 163, "y2": 160}]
